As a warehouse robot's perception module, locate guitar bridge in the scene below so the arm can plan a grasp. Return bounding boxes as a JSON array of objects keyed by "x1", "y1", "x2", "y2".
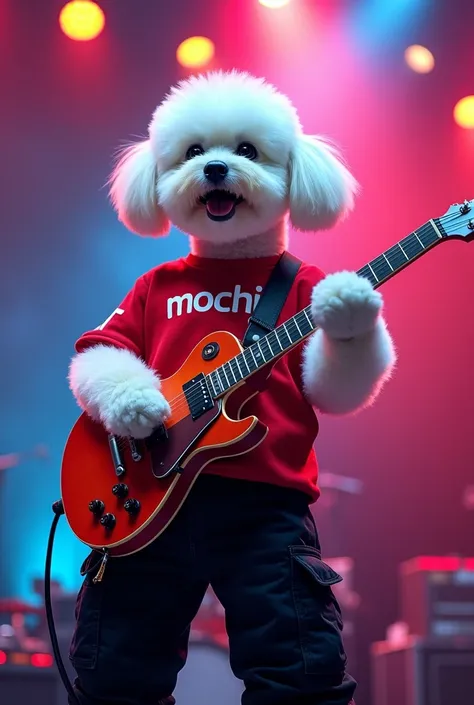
[{"x1": 183, "y1": 373, "x2": 214, "y2": 420}]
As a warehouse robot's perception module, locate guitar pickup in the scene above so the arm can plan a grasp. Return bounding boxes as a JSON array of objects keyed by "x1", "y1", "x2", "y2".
[{"x1": 183, "y1": 373, "x2": 214, "y2": 420}]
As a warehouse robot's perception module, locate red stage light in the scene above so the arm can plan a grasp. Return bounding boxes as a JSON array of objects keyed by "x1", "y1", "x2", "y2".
[
  {"x1": 30, "y1": 652, "x2": 54, "y2": 668},
  {"x1": 404, "y1": 45, "x2": 435, "y2": 74},
  {"x1": 176, "y1": 37, "x2": 215, "y2": 69},
  {"x1": 59, "y1": 1, "x2": 105, "y2": 42},
  {"x1": 0, "y1": 650, "x2": 7, "y2": 665},
  {"x1": 454, "y1": 96, "x2": 474, "y2": 129},
  {"x1": 259, "y1": 0, "x2": 291, "y2": 7}
]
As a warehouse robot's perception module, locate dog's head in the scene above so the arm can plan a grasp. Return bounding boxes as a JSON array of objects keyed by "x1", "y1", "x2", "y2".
[{"x1": 109, "y1": 71, "x2": 358, "y2": 242}]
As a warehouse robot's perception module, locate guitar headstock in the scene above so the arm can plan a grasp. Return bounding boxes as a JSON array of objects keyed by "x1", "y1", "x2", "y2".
[{"x1": 439, "y1": 199, "x2": 474, "y2": 241}]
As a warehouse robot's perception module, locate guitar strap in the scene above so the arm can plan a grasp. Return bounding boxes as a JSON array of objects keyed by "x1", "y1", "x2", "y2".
[{"x1": 242, "y1": 251, "x2": 302, "y2": 348}]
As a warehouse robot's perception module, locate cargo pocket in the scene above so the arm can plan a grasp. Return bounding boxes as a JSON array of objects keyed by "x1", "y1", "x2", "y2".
[
  {"x1": 69, "y1": 571, "x2": 104, "y2": 671},
  {"x1": 290, "y1": 545, "x2": 347, "y2": 676}
]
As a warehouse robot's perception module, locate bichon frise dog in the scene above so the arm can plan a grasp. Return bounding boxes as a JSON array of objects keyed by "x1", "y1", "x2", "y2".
[{"x1": 69, "y1": 69, "x2": 395, "y2": 441}]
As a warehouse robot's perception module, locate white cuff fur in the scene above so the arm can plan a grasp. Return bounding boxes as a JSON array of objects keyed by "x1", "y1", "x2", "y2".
[
  {"x1": 68, "y1": 345, "x2": 170, "y2": 438},
  {"x1": 302, "y1": 318, "x2": 396, "y2": 414}
]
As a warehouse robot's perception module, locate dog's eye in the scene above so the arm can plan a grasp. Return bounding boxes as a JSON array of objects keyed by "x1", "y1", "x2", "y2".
[
  {"x1": 185, "y1": 144, "x2": 204, "y2": 160},
  {"x1": 236, "y1": 142, "x2": 258, "y2": 160}
]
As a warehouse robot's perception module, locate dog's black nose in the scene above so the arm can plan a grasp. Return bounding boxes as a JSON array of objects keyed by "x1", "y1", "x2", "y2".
[{"x1": 203, "y1": 161, "x2": 229, "y2": 184}]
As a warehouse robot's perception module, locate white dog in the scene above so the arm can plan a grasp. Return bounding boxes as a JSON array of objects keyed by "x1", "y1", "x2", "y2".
[{"x1": 69, "y1": 70, "x2": 395, "y2": 440}]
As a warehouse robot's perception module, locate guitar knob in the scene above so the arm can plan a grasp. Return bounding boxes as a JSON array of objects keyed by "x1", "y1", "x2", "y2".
[
  {"x1": 123, "y1": 499, "x2": 140, "y2": 515},
  {"x1": 88, "y1": 499, "x2": 105, "y2": 516},
  {"x1": 100, "y1": 513, "x2": 116, "y2": 530},
  {"x1": 112, "y1": 483, "x2": 129, "y2": 498}
]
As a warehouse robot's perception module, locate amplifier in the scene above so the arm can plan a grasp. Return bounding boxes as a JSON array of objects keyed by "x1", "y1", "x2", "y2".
[
  {"x1": 371, "y1": 636, "x2": 474, "y2": 705},
  {"x1": 400, "y1": 556, "x2": 474, "y2": 638}
]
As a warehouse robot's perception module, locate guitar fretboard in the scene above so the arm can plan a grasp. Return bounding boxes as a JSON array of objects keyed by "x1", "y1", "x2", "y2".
[{"x1": 207, "y1": 218, "x2": 445, "y2": 398}]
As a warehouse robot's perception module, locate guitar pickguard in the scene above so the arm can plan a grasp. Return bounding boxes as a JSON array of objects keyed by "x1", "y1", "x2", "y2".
[{"x1": 149, "y1": 400, "x2": 222, "y2": 479}]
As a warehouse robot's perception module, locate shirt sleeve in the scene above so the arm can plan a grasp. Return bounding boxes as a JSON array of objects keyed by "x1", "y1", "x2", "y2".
[
  {"x1": 75, "y1": 273, "x2": 150, "y2": 358},
  {"x1": 287, "y1": 263, "x2": 326, "y2": 392}
]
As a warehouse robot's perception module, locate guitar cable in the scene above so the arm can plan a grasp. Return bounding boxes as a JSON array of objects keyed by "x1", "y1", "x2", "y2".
[{"x1": 44, "y1": 499, "x2": 82, "y2": 705}]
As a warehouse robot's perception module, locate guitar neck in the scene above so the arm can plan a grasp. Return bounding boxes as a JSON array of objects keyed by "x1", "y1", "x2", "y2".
[{"x1": 207, "y1": 217, "x2": 445, "y2": 398}]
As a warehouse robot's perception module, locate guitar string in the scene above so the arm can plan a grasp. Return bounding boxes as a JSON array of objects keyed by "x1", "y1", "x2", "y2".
[
  {"x1": 164, "y1": 210, "x2": 470, "y2": 414},
  {"x1": 154, "y1": 208, "x2": 471, "y2": 415}
]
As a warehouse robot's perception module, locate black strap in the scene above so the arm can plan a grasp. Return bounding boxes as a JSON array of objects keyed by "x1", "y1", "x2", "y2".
[{"x1": 242, "y1": 251, "x2": 302, "y2": 348}]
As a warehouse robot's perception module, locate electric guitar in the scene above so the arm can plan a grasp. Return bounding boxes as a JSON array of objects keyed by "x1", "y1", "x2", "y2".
[{"x1": 61, "y1": 200, "x2": 474, "y2": 570}]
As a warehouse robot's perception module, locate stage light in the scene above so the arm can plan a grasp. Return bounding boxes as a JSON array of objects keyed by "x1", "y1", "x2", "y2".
[
  {"x1": 259, "y1": 0, "x2": 291, "y2": 7},
  {"x1": 404, "y1": 45, "x2": 435, "y2": 74},
  {"x1": 0, "y1": 650, "x2": 6, "y2": 665},
  {"x1": 176, "y1": 36, "x2": 215, "y2": 69},
  {"x1": 454, "y1": 96, "x2": 474, "y2": 129},
  {"x1": 59, "y1": 1, "x2": 105, "y2": 42},
  {"x1": 31, "y1": 653, "x2": 54, "y2": 668}
]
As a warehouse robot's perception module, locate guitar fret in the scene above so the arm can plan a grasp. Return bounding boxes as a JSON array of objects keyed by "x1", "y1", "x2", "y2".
[
  {"x1": 382, "y1": 252, "x2": 394, "y2": 271},
  {"x1": 294, "y1": 310, "x2": 313, "y2": 336},
  {"x1": 367, "y1": 262, "x2": 379, "y2": 282},
  {"x1": 239, "y1": 352, "x2": 251, "y2": 375},
  {"x1": 229, "y1": 357, "x2": 242, "y2": 383},
  {"x1": 217, "y1": 367, "x2": 228, "y2": 391},
  {"x1": 292, "y1": 316, "x2": 303, "y2": 337},
  {"x1": 253, "y1": 342, "x2": 265, "y2": 365},
  {"x1": 398, "y1": 242, "x2": 409, "y2": 260},
  {"x1": 278, "y1": 325, "x2": 292, "y2": 348},
  {"x1": 257, "y1": 340, "x2": 267, "y2": 362},
  {"x1": 303, "y1": 309, "x2": 314, "y2": 330},
  {"x1": 268, "y1": 331, "x2": 281, "y2": 356},
  {"x1": 244, "y1": 347, "x2": 257, "y2": 372},
  {"x1": 209, "y1": 374, "x2": 218, "y2": 396},
  {"x1": 248, "y1": 345, "x2": 259, "y2": 367},
  {"x1": 221, "y1": 365, "x2": 230, "y2": 387},
  {"x1": 385, "y1": 243, "x2": 409, "y2": 271},
  {"x1": 260, "y1": 337, "x2": 272, "y2": 360},
  {"x1": 235, "y1": 355, "x2": 246, "y2": 377},
  {"x1": 371, "y1": 255, "x2": 391, "y2": 281},
  {"x1": 401, "y1": 232, "x2": 424, "y2": 259},
  {"x1": 284, "y1": 321, "x2": 299, "y2": 344},
  {"x1": 413, "y1": 230, "x2": 425, "y2": 249},
  {"x1": 358, "y1": 264, "x2": 378, "y2": 286},
  {"x1": 284, "y1": 319, "x2": 297, "y2": 342},
  {"x1": 225, "y1": 361, "x2": 236, "y2": 384},
  {"x1": 419, "y1": 222, "x2": 440, "y2": 247}
]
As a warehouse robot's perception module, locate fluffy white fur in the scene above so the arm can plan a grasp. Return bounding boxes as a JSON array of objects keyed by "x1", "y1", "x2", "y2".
[
  {"x1": 70, "y1": 70, "x2": 395, "y2": 433},
  {"x1": 109, "y1": 142, "x2": 170, "y2": 237},
  {"x1": 69, "y1": 345, "x2": 170, "y2": 438},
  {"x1": 302, "y1": 320, "x2": 395, "y2": 414},
  {"x1": 302, "y1": 272, "x2": 396, "y2": 413},
  {"x1": 107, "y1": 70, "x2": 358, "y2": 246}
]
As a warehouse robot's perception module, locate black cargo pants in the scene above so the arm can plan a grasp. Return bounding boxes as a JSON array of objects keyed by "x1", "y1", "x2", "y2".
[{"x1": 69, "y1": 475, "x2": 356, "y2": 705}]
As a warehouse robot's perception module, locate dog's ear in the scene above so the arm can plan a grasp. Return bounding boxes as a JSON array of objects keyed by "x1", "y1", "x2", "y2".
[
  {"x1": 109, "y1": 140, "x2": 170, "y2": 237},
  {"x1": 288, "y1": 134, "x2": 359, "y2": 232}
]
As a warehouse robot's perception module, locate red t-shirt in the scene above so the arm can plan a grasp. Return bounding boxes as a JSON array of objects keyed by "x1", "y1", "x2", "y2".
[{"x1": 75, "y1": 253, "x2": 325, "y2": 501}]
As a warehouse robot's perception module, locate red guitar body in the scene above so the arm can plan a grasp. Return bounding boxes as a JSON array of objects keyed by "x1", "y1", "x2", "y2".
[{"x1": 61, "y1": 331, "x2": 270, "y2": 557}]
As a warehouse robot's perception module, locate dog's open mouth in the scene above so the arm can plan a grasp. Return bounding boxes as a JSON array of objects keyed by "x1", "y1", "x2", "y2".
[{"x1": 199, "y1": 190, "x2": 244, "y2": 222}]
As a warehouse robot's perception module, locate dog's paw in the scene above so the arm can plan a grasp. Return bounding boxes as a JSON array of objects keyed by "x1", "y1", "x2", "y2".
[
  {"x1": 310, "y1": 271, "x2": 382, "y2": 340},
  {"x1": 101, "y1": 384, "x2": 171, "y2": 439}
]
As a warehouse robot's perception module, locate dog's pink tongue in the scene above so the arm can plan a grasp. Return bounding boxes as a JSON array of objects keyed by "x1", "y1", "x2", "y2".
[{"x1": 206, "y1": 193, "x2": 235, "y2": 217}]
